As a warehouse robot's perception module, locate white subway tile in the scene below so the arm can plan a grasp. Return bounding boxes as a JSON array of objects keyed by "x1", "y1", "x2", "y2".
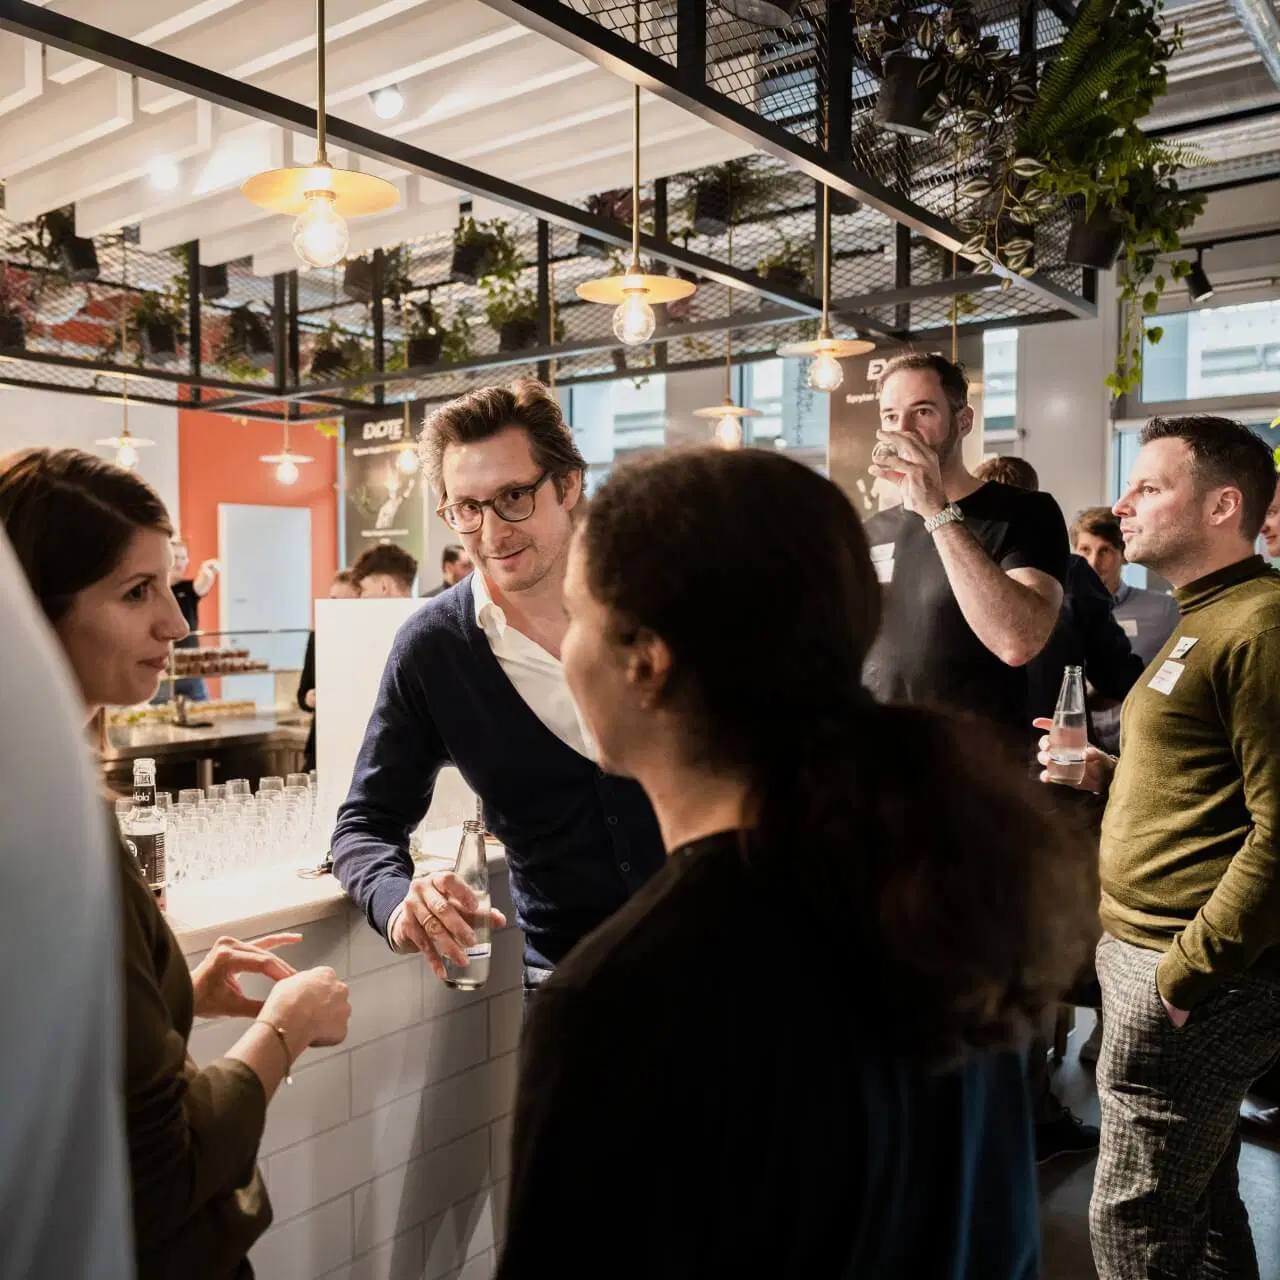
[
  {"x1": 250, "y1": 1194, "x2": 353, "y2": 1280},
  {"x1": 260, "y1": 1054, "x2": 351, "y2": 1156},
  {"x1": 422, "y1": 970, "x2": 497, "y2": 1022},
  {"x1": 452, "y1": 1250, "x2": 494, "y2": 1280},
  {"x1": 487, "y1": 991, "x2": 522, "y2": 1060},
  {"x1": 422, "y1": 1129, "x2": 492, "y2": 1221},
  {"x1": 423, "y1": 1207, "x2": 462, "y2": 1280},
  {"x1": 452, "y1": 1187, "x2": 497, "y2": 1260},
  {"x1": 488, "y1": 929, "x2": 523, "y2": 996},
  {"x1": 305, "y1": 961, "x2": 422, "y2": 1065},
  {"x1": 187, "y1": 1015, "x2": 247, "y2": 1067},
  {"x1": 268, "y1": 1094, "x2": 423, "y2": 1222},
  {"x1": 421, "y1": 1057, "x2": 515, "y2": 1157},
  {"x1": 490, "y1": 1180, "x2": 507, "y2": 1253},
  {"x1": 488, "y1": 1053, "x2": 518, "y2": 1122},
  {"x1": 350, "y1": 1004, "x2": 487, "y2": 1118},
  {"x1": 351, "y1": 1156, "x2": 429, "y2": 1258},
  {"x1": 490, "y1": 867, "x2": 514, "y2": 928},
  {"x1": 489, "y1": 1116, "x2": 513, "y2": 1184},
  {"x1": 348, "y1": 911, "x2": 421, "y2": 979},
  {"x1": 320, "y1": 1230, "x2": 424, "y2": 1280}
]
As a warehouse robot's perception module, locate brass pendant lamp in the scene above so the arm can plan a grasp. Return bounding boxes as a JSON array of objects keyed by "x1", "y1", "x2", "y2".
[
  {"x1": 776, "y1": 183, "x2": 875, "y2": 391},
  {"x1": 693, "y1": 226, "x2": 757, "y2": 448},
  {"x1": 242, "y1": 0, "x2": 398, "y2": 268},
  {"x1": 260, "y1": 413, "x2": 314, "y2": 486},
  {"x1": 95, "y1": 234, "x2": 155, "y2": 469}
]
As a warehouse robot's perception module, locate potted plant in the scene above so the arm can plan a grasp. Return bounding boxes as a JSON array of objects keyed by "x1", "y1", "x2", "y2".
[
  {"x1": 0, "y1": 281, "x2": 25, "y2": 350},
  {"x1": 685, "y1": 158, "x2": 784, "y2": 235},
  {"x1": 134, "y1": 287, "x2": 186, "y2": 365},
  {"x1": 577, "y1": 190, "x2": 632, "y2": 260},
  {"x1": 441, "y1": 313, "x2": 474, "y2": 363},
  {"x1": 217, "y1": 305, "x2": 273, "y2": 370},
  {"x1": 36, "y1": 207, "x2": 99, "y2": 282},
  {"x1": 309, "y1": 321, "x2": 350, "y2": 379},
  {"x1": 450, "y1": 216, "x2": 521, "y2": 285},
  {"x1": 484, "y1": 280, "x2": 540, "y2": 353},
  {"x1": 343, "y1": 256, "x2": 375, "y2": 302},
  {"x1": 199, "y1": 263, "x2": 229, "y2": 301},
  {"x1": 755, "y1": 237, "x2": 812, "y2": 293},
  {"x1": 405, "y1": 299, "x2": 445, "y2": 366}
]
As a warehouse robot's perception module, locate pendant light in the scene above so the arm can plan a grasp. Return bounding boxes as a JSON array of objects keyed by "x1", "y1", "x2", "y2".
[
  {"x1": 96, "y1": 233, "x2": 155, "y2": 470},
  {"x1": 693, "y1": 226, "x2": 757, "y2": 448},
  {"x1": 576, "y1": 12, "x2": 694, "y2": 343},
  {"x1": 776, "y1": 184, "x2": 874, "y2": 391},
  {"x1": 260, "y1": 414, "x2": 314, "y2": 485},
  {"x1": 242, "y1": 0, "x2": 398, "y2": 268}
]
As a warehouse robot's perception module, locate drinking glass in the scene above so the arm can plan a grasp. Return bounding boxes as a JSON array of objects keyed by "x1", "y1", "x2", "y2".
[
  {"x1": 207, "y1": 783, "x2": 227, "y2": 803},
  {"x1": 178, "y1": 788, "x2": 204, "y2": 808},
  {"x1": 259, "y1": 776, "x2": 284, "y2": 795},
  {"x1": 226, "y1": 778, "x2": 251, "y2": 800},
  {"x1": 114, "y1": 796, "x2": 133, "y2": 824},
  {"x1": 155, "y1": 792, "x2": 172, "y2": 813},
  {"x1": 287, "y1": 773, "x2": 311, "y2": 791}
]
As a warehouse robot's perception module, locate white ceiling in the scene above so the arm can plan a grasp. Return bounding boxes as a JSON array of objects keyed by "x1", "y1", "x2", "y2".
[{"x1": 0, "y1": 0, "x2": 757, "y2": 273}]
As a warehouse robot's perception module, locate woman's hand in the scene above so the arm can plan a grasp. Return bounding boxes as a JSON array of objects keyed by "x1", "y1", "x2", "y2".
[
  {"x1": 261, "y1": 967, "x2": 352, "y2": 1054},
  {"x1": 191, "y1": 933, "x2": 300, "y2": 1019}
]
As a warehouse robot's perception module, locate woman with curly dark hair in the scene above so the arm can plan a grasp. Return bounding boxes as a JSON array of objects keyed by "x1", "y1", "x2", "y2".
[{"x1": 497, "y1": 447, "x2": 1098, "y2": 1279}]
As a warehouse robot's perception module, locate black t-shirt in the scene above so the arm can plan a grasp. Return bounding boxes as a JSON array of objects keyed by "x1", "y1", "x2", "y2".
[
  {"x1": 863, "y1": 482, "x2": 1069, "y2": 735},
  {"x1": 498, "y1": 830, "x2": 1040, "y2": 1280},
  {"x1": 171, "y1": 580, "x2": 200, "y2": 648}
]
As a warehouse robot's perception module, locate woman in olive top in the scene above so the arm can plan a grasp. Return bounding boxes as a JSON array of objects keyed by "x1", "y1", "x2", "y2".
[
  {"x1": 0, "y1": 448, "x2": 351, "y2": 1280},
  {"x1": 497, "y1": 449, "x2": 1100, "y2": 1279}
]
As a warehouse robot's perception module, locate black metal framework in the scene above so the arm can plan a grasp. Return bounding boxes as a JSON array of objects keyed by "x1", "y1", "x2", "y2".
[{"x1": 0, "y1": 0, "x2": 1094, "y2": 419}]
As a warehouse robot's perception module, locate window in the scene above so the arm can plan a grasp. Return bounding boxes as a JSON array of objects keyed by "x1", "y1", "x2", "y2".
[
  {"x1": 741, "y1": 358, "x2": 828, "y2": 468},
  {"x1": 559, "y1": 376, "x2": 667, "y2": 495},
  {"x1": 982, "y1": 328, "x2": 1018, "y2": 436},
  {"x1": 1141, "y1": 299, "x2": 1280, "y2": 403}
]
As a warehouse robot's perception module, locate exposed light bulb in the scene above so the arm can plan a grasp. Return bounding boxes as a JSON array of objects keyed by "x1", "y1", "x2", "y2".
[
  {"x1": 292, "y1": 191, "x2": 349, "y2": 269},
  {"x1": 808, "y1": 350, "x2": 844, "y2": 393},
  {"x1": 612, "y1": 290, "x2": 656, "y2": 346},
  {"x1": 397, "y1": 445, "x2": 419, "y2": 475},
  {"x1": 370, "y1": 85, "x2": 405, "y2": 120},
  {"x1": 148, "y1": 158, "x2": 181, "y2": 192},
  {"x1": 116, "y1": 441, "x2": 139, "y2": 470},
  {"x1": 714, "y1": 415, "x2": 744, "y2": 449},
  {"x1": 275, "y1": 457, "x2": 300, "y2": 485}
]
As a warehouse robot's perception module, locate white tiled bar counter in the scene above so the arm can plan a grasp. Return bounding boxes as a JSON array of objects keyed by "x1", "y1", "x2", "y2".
[{"x1": 171, "y1": 838, "x2": 518, "y2": 1280}]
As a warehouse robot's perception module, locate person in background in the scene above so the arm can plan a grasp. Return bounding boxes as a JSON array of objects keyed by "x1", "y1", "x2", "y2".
[
  {"x1": 0, "y1": 529, "x2": 132, "y2": 1280},
  {"x1": 298, "y1": 568, "x2": 360, "y2": 772},
  {"x1": 351, "y1": 542, "x2": 418, "y2": 598},
  {"x1": 497, "y1": 447, "x2": 1097, "y2": 1280},
  {"x1": 0, "y1": 447, "x2": 352, "y2": 1280},
  {"x1": 1260, "y1": 472, "x2": 1280, "y2": 560},
  {"x1": 167, "y1": 535, "x2": 220, "y2": 701},
  {"x1": 1071, "y1": 507, "x2": 1181, "y2": 756},
  {"x1": 332, "y1": 380, "x2": 665, "y2": 1005},
  {"x1": 1041, "y1": 416, "x2": 1280, "y2": 1279},
  {"x1": 423, "y1": 544, "x2": 474, "y2": 598},
  {"x1": 864, "y1": 357, "x2": 1092, "y2": 1164}
]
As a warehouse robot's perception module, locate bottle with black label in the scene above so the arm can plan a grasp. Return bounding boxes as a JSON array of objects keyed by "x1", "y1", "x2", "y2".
[{"x1": 121, "y1": 757, "x2": 168, "y2": 910}]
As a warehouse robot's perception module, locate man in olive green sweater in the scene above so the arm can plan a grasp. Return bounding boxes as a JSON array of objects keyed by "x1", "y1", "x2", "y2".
[{"x1": 1041, "y1": 415, "x2": 1280, "y2": 1279}]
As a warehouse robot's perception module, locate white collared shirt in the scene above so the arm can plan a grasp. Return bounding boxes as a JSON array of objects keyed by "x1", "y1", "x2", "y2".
[{"x1": 472, "y1": 571, "x2": 596, "y2": 761}]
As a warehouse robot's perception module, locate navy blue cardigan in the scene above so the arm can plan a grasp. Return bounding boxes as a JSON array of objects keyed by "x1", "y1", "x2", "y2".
[{"x1": 330, "y1": 578, "x2": 666, "y2": 969}]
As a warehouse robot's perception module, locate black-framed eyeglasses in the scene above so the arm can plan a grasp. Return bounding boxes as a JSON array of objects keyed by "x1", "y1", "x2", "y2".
[{"x1": 438, "y1": 471, "x2": 552, "y2": 534}]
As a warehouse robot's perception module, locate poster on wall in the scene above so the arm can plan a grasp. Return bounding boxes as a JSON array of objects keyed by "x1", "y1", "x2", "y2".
[
  {"x1": 828, "y1": 336, "x2": 985, "y2": 521},
  {"x1": 343, "y1": 405, "x2": 426, "y2": 569}
]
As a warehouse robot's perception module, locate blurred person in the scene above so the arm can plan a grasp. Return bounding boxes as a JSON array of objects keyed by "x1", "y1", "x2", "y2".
[
  {"x1": 497, "y1": 447, "x2": 1098, "y2": 1280},
  {"x1": 351, "y1": 541, "x2": 418, "y2": 598},
  {"x1": 298, "y1": 568, "x2": 360, "y2": 772},
  {"x1": 1038, "y1": 417, "x2": 1280, "y2": 1279},
  {"x1": 0, "y1": 529, "x2": 131, "y2": 1280},
  {"x1": 423, "y1": 544, "x2": 474, "y2": 598},
  {"x1": 0, "y1": 447, "x2": 352, "y2": 1280},
  {"x1": 865, "y1": 354, "x2": 1068, "y2": 739},
  {"x1": 1260, "y1": 472, "x2": 1280, "y2": 560},
  {"x1": 332, "y1": 380, "x2": 665, "y2": 1004}
]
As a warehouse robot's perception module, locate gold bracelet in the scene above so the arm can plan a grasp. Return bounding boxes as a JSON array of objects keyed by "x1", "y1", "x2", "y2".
[{"x1": 254, "y1": 1019, "x2": 294, "y2": 1085}]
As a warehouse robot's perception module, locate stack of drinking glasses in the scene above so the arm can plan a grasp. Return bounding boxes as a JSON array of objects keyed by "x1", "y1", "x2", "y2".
[{"x1": 138, "y1": 770, "x2": 327, "y2": 883}]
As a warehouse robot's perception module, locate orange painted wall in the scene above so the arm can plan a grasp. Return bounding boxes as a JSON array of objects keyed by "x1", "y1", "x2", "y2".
[{"x1": 176, "y1": 410, "x2": 339, "y2": 635}]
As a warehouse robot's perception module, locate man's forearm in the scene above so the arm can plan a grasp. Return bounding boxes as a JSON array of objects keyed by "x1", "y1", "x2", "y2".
[{"x1": 932, "y1": 522, "x2": 1059, "y2": 666}]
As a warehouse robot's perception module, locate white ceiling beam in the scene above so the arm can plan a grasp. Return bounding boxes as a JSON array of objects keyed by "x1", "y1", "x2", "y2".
[
  {"x1": 46, "y1": 0, "x2": 248, "y2": 85},
  {"x1": 135, "y1": 0, "x2": 434, "y2": 114},
  {"x1": 76, "y1": 123, "x2": 284, "y2": 237},
  {"x1": 0, "y1": 34, "x2": 42, "y2": 117},
  {"x1": 6, "y1": 101, "x2": 214, "y2": 222},
  {"x1": 0, "y1": 69, "x2": 133, "y2": 174}
]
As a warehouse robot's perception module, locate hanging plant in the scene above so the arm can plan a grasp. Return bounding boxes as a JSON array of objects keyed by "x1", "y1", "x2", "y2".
[
  {"x1": 0, "y1": 273, "x2": 26, "y2": 350},
  {"x1": 405, "y1": 298, "x2": 445, "y2": 366},
  {"x1": 217, "y1": 305, "x2": 273, "y2": 371},
  {"x1": 308, "y1": 320, "x2": 371, "y2": 381},
  {"x1": 755, "y1": 237, "x2": 813, "y2": 293},
  {"x1": 450, "y1": 216, "x2": 522, "y2": 285},
  {"x1": 482, "y1": 279, "x2": 564, "y2": 353},
  {"x1": 682, "y1": 158, "x2": 788, "y2": 236},
  {"x1": 133, "y1": 286, "x2": 187, "y2": 366}
]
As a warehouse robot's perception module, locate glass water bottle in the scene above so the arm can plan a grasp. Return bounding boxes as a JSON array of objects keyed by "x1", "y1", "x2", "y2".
[
  {"x1": 1047, "y1": 665, "x2": 1088, "y2": 786},
  {"x1": 442, "y1": 819, "x2": 491, "y2": 991},
  {"x1": 121, "y1": 757, "x2": 168, "y2": 909}
]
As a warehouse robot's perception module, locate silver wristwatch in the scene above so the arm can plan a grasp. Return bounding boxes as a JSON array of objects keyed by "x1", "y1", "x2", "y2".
[{"x1": 923, "y1": 503, "x2": 965, "y2": 535}]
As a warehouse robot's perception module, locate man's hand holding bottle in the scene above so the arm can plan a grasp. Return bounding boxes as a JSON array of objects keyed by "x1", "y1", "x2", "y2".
[{"x1": 1032, "y1": 717, "x2": 1117, "y2": 795}]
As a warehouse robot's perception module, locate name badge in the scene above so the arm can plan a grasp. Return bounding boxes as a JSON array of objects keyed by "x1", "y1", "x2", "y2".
[
  {"x1": 1169, "y1": 636, "x2": 1198, "y2": 659},
  {"x1": 870, "y1": 542, "x2": 895, "y2": 585},
  {"x1": 1148, "y1": 659, "x2": 1184, "y2": 695},
  {"x1": 1120, "y1": 618, "x2": 1139, "y2": 638}
]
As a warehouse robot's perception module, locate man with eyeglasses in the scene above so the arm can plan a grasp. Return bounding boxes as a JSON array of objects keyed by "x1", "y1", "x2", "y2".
[{"x1": 331, "y1": 379, "x2": 665, "y2": 1005}]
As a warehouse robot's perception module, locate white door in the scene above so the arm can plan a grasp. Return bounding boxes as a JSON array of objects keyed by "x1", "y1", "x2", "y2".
[{"x1": 217, "y1": 504, "x2": 312, "y2": 707}]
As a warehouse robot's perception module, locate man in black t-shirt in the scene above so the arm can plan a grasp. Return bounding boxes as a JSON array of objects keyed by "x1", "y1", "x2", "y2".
[
  {"x1": 167, "y1": 537, "x2": 220, "y2": 701},
  {"x1": 865, "y1": 353, "x2": 1069, "y2": 742}
]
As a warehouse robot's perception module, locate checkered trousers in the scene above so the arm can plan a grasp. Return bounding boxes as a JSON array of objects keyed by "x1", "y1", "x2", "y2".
[{"x1": 1091, "y1": 934, "x2": 1280, "y2": 1279}]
